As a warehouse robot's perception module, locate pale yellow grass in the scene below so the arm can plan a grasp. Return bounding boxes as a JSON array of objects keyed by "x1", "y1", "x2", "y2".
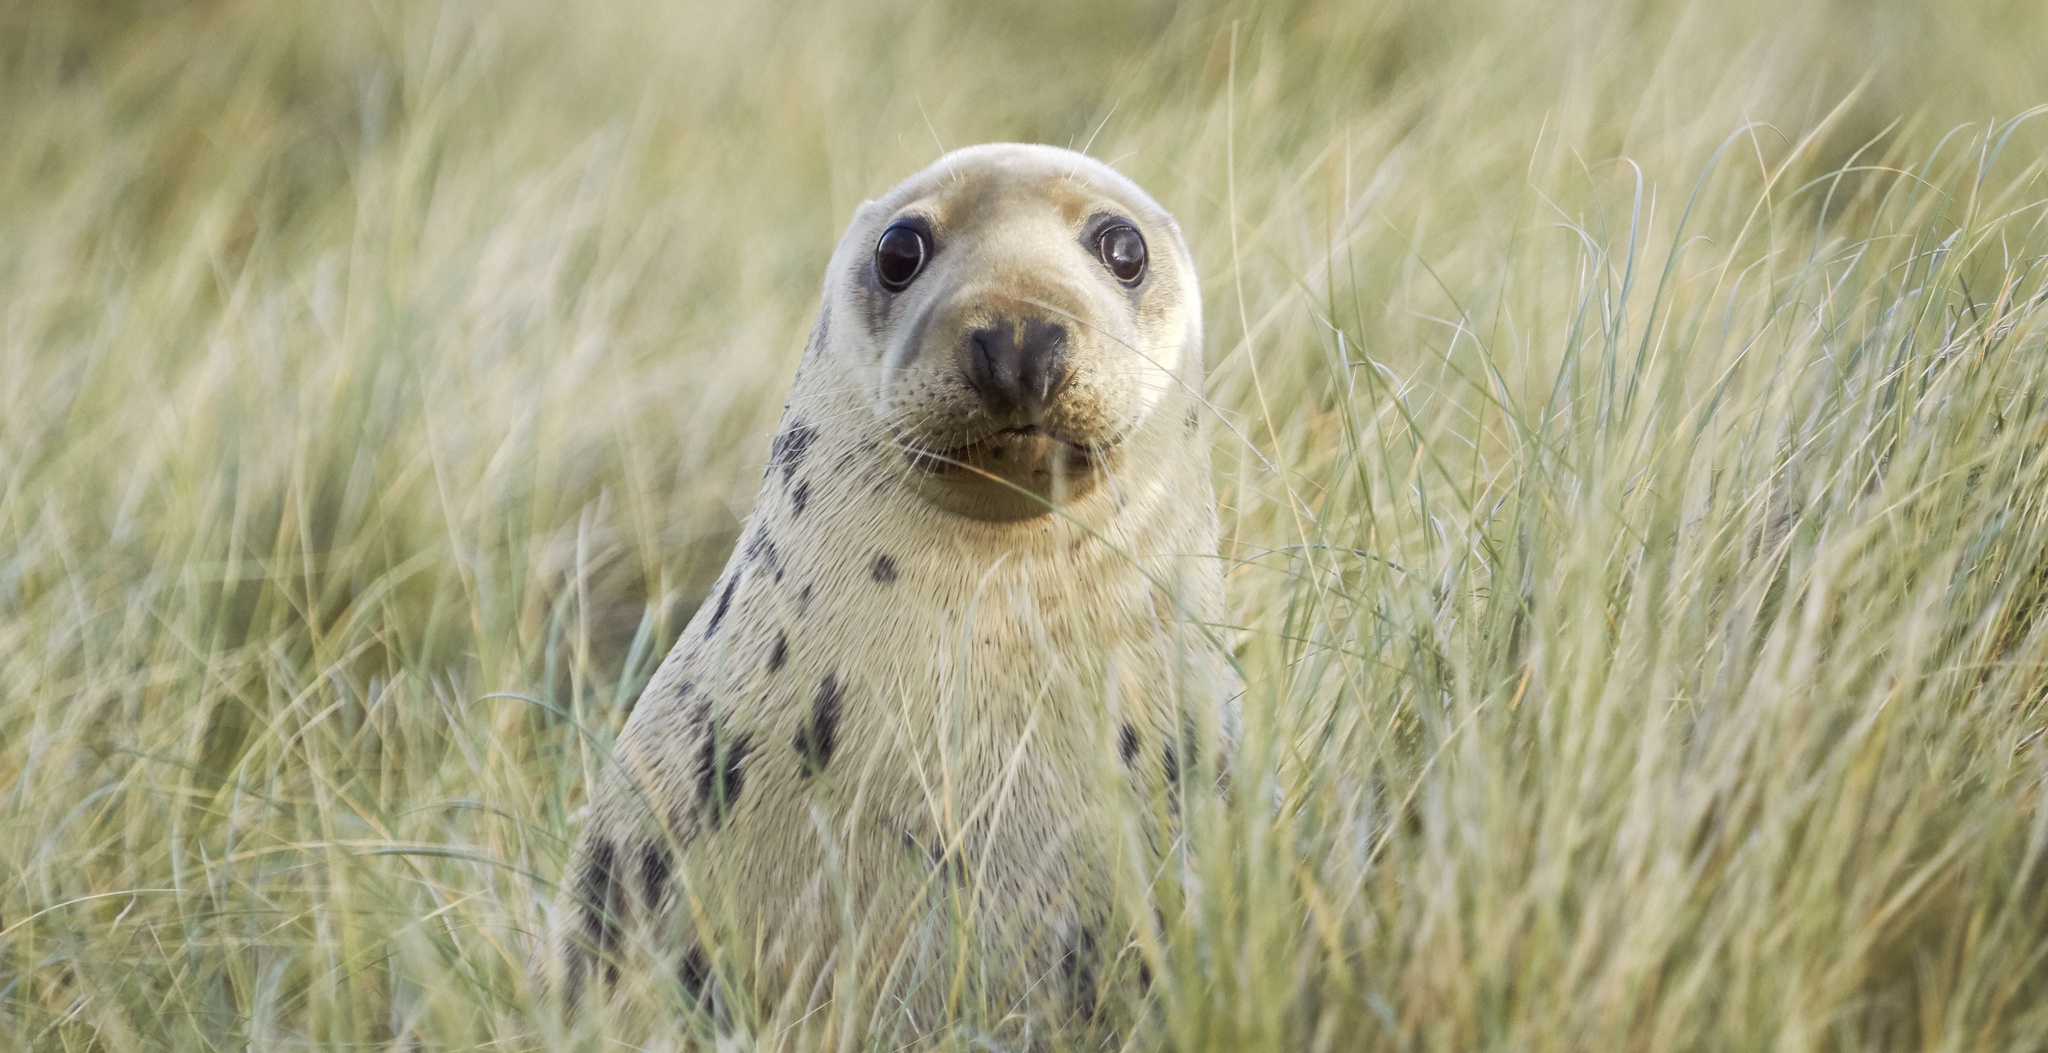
[{"x1": 3, "y1": 0, "x2": 2047, "y2": 1049}]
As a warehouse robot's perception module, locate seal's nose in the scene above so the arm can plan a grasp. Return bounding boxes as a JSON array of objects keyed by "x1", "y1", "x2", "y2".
[{"x1": 964, "y1": 315, "x2": 1071, "y2": 421}]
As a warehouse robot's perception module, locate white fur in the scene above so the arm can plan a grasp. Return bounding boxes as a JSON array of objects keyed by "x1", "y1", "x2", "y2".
[{"x1": 544, "y1": 144, "x2": 1236, "y2": 1037}]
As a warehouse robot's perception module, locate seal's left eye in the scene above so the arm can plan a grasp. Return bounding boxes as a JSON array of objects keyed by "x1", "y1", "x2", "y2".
[
  {"x1": 1097, "y1": 225, "x2": 1146, "y2": 284},
  {"x1": 875, "y1": 222, "x2": 929, "y2": 291}
]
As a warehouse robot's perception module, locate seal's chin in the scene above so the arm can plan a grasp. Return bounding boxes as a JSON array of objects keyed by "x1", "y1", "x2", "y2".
[{"x1": 901, "y1": 425, "x2": 1109, "y2": 522}]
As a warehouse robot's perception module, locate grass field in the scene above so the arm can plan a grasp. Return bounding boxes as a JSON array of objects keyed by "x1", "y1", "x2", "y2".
[{"x1": 5, "y1": 0, "x2": 2048, "y2": 1048}]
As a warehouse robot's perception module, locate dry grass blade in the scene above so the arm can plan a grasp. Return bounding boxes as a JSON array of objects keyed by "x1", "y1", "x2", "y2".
[{"x1": 3, "y1": 0, "x2": 2046, "y2": 1049}]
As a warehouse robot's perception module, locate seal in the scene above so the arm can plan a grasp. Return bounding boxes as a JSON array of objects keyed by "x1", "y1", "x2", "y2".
[{"x1": 542, "y1": 143, "x2": 1238, "y2": 1038}]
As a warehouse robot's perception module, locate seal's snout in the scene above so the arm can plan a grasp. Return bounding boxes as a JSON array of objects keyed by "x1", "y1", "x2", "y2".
[
  {"x1": 964, "y1": 314, "x2": 1071, "y2": 421},
  {"x1": 868, "y1": 147, "x2": 1196, "y2": 520}
]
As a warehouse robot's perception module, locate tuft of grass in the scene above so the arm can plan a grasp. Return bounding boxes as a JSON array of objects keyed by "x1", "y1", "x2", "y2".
[{"x1": 3, "y1": 0, "x2": 2046, "y2": 1048}]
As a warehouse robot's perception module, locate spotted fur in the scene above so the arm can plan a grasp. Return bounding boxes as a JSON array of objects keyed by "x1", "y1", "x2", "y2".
[
  {"x1": 703, "y1": 573, "x2": 739, "y2": 637},
  {"x1": 694, "y1": 715, "x2": 751, "y2": 828},
  {"x1": 769, "y1": 424, "x2": 816, "y2": 485},
  {"x1": 543, "y1": 144, "x2": 1239, "y2": 1034},
  {"x1": 637, "y1": 841, "x2": 672, "y2": 909}
]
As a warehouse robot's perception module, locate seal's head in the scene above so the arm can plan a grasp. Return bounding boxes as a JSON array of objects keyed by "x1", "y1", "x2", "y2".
[{"x1": 817, "y1": 143, "x2": 1201, "y2": 522}]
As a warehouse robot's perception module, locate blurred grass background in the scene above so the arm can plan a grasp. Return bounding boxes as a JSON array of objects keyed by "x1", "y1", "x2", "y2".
[{"x1": 4, "y1": 0, "x2": 2048, "y2": 1048}]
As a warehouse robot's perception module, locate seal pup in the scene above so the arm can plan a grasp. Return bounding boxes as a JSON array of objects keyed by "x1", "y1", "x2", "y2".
[{"x1": 543, "y1": 142, "x2": 1237, "y2": 1038}]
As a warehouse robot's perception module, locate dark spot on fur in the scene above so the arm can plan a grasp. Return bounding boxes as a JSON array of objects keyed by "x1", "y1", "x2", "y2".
[
  {"x1": 1184, "y1": 407, "x2": 1200, "y2": 435},
  {"x1": 577, "y1": 839, "x2": 622, "y2": 951},
  {"x1": 639, "y1": 841, "x2": 672, "y2": 909},
  {"x1": 574, "y1": 839, "x2": 625, "y2": 991},
  {"x1": 905, "y1": 826, "x2": 968, "y2": 884},
  {"x1": 792, "y1": 480, "x2": 811, "y2": 516},
  {"x1": 1118, "y1": 723, "x2": 1139, "y2": 765},
  {"x1": 679, "y1": 945, "x2": 711, "y2": 1003},
  {"x1": 696, "y1": 717, "x2": 753, "y2": 828},
  {"x1": 798, "y1": 583, "x2": 814, "y2": 610},
  {"x1": 746, "y1": 529, "x2": 779, "y2": 573},
  {"x1": 767, "y1": 630, "x2": 787, "y2": 672},
  {"x1": 871, "y1": 555, "x2": 897, "y2": 584},
  {"x1": 562, "y1": 954, "x2": 587, "y2": 1009},
  {"x1": 1063, "y1": 927, "x2": 1100, "y2": 1021},
  {"x1": 770, "y1": 423, "x2": 817, "y2": 485},
  {"x1": 795, "y1": 674, "x2": 843, "y2": 776},
  {"x1": 704, "y1": 572, "x2": 740, "y2": 638}
]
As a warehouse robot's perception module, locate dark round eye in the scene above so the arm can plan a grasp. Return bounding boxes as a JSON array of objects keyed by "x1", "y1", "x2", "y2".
[
  {"x1": 1097, "y1": 225, "x2": 1146, "y2": 284},
  {"x1": 874, "y1": 222, "x2": 929, "y2": 291}
]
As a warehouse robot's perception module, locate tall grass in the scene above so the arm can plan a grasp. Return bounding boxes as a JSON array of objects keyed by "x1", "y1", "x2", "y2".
[{"x1": 3, "y1": 0, "x2": 2046, "y2": 1048}]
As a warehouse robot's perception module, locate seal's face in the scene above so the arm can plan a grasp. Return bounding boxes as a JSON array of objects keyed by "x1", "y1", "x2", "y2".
[{"x1": 827, "y1": 145, "x2": 1200, "y2": 522}]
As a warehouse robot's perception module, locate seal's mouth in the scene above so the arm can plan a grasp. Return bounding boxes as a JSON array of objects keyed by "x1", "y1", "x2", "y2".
[
  {"x1": 901, "y1": 425, "x2": 1103, "y2": 476},
  {"x1": 896, "y1": 424, "x2": 1115, "y2": 521}
]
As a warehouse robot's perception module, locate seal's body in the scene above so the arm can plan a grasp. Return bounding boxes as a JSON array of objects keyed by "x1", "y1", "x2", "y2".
[{"x1": 546, "y1": 143, "x2": 1236, "y2": 1033}]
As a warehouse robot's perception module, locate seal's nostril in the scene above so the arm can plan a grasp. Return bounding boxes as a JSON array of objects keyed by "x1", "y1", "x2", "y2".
[
  {"x1": 964, "y1": 325, "x2": 1018, "y2": 416},
  {"x1": 1019, "y1": 319, "x2": 1072, "y2": 421},
  {"x1": 969, "y1": 331, "x2": 996, "y2": 397}
]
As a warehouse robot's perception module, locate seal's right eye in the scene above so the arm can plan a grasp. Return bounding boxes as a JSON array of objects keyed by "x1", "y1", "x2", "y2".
[{"x1": 874, "y1": 223, "x2": 929, "y2": 291}]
